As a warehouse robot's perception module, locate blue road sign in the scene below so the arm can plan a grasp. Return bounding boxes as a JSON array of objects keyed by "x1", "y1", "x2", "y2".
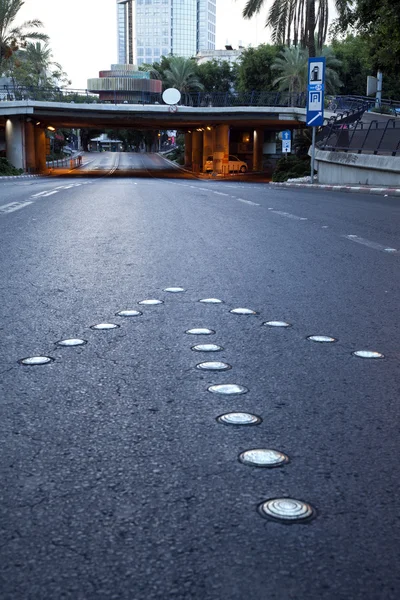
[
  {"x1": 281, "y1": 129, "x2": 291, "y2": 153},
  {"x1": 306, "y1": 57, "x2": 326, "y2": 127}
]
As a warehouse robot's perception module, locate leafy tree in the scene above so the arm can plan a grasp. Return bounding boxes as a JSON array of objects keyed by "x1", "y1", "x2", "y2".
[
  {"x1": 195, "y1": 59, "x2": 235, "y2": 93},
  {"x1": 0, "y1": 0, "x2": 48, "y2": 74},
  {"x1": 80, "y1": 129, "x2": 100, "y2": 152},
  {"x1": 236, "y1": 44, "x2": 280, "y2": 91},
  {"x1": 333, "y1": 1, "x2": 400, "y2": 91},
  {"x1": 272, "y1": 44, "x2": 342, "y2": 94},
  {"x1": 105, "y1": 128, "x2": 145, "y2": 152},
  {"x1": 330, "y1": 35, "x2": 371, "y2": 96}
]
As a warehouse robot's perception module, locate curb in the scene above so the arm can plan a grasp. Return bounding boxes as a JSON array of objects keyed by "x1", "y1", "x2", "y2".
[
  {"x1": 270, "y1": 182, "x2": 400, "y2": 197},
  {"x1": 0, "y1": 174, "x2": 43, "y2": 180}
]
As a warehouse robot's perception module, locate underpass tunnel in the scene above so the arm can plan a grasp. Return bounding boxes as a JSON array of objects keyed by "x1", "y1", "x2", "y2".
[{"x1": 0, "y1": 108, "x2": 307, "y2": 179}]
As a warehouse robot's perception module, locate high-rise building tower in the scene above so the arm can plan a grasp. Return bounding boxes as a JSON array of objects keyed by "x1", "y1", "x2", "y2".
[
  {"x1": 116, "y1": 0, "x2": 216, "y2": 67},
  {"x1": 117, "y1": 0, "x2": 134, "y2": 64}
]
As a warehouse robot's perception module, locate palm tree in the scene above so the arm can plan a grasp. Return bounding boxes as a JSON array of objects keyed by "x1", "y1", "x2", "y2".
[
  {"x1": 243, "y1": 0, "x2": 343, "y2": 57},
  {"x1": 272, "y1": 44, "x2": 342, "y2": 94},
  {"x1": 0, "y1": 0, "x2": 48, "y2": 74},
  {"x1": 22, "y1": 42, "x2": 52, "y2": 85},
  {"x1": 271, "y1": 45, "x2": 307, "y2": 93},
  {"x1": 163, "y1": 57, "x2": 204, "y2": 95}
]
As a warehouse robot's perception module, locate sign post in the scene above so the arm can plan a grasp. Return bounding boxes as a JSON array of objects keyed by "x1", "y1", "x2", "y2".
[
  {"x1": 281, "y1": 130, "x2": 292, "y2": 154},
  {"x1": 306, "y1": 57, "x2": 326, "y2": 183}
]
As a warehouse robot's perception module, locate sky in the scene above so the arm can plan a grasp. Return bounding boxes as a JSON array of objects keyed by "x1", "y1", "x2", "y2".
[{"x1": 17, "y1": 1, "x2": 336, "y2": 89}]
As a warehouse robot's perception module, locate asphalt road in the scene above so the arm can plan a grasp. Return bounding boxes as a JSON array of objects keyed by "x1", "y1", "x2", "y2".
[
  {"x1": 75, "y1": 151, "x2": 187, "y2": 178},
  {"x1": 0, "y1": 155, "x2": 399, "y2": 600}
]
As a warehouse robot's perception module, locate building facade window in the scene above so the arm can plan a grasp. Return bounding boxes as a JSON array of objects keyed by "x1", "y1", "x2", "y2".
[{"x1": 117, "y1": 0, "x2": 214, "y2": 67}]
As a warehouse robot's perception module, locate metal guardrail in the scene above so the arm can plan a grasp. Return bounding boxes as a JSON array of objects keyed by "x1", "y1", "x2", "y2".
[
  {"x1": 47, "y1": 154, "x2": 83, "y2": 169},
  {"x1": 0, "y1": 85, "x2": 307, "y2": 108},
  {"x1": 1, "y1": 85, "x2": 399, "y2": 113},
  {"x1": 328, "y1": 95, "x2": 400, "y2": 116},
  {"x1": 317, "y1": 118, "x2": 400, "y2": 156}
]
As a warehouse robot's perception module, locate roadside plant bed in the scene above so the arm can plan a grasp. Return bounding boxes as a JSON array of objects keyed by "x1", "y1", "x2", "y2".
[
  {"x1": 272, "y1": 155, "x2": 312, "y2": 182},
  {"x1": 0, "y1": 158, "x2": 23, "y2": 176}
]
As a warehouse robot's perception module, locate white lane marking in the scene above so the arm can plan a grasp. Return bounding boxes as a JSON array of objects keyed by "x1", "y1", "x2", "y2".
[
  {"x1": 31, "y1": 191, "x2": 48, "y2": 197},
  {"x1": 63, "y1": 185, "x2": 75, "y2": 189},
  {"x1": 271, "y1": 210, "x2": 308, "y2": 221},
  {"x1": 0, "y1": 201, "x2": 33, "y2": 213},
  {"x1": 344, "y1": 235, "x2": 398, "y2": 254},
  {"x1": 41, "y1": 190, "x2": 58, "y2": 197},
  {"x1": 237, "y1": 198, "x2": 260, "y2": 206},
  {"x1": 213, "y1": 191, "x2": 229, "y2": 196},
  {"x1": 322, "y1": 225, "x2": 329, "y2": 228}
]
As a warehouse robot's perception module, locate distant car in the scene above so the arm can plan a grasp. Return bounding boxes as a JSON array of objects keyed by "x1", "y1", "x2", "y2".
[
  {"x1": 205, "y1": 155, "x2": 248, "y2": 173},
  {"x1": 62, "y1": 147, "x2": 74, "y2": 156}
]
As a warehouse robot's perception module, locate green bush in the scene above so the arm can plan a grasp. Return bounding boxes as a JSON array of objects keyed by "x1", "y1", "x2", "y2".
[
  {"x1": 0, "y1": 158, "x2": 24, "y2": 176},
  {"x1": 370, "y1": 105, "x2": 393, "y2": 115},
  {"x1": 272, "y1": 155, "x2": 311, "y2": 182}
]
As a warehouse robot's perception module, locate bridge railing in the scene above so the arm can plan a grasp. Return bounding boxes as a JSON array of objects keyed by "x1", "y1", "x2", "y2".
[
  {"x1": 0, "y1": 85, "x2": 307, "y2": 108},
  {"x1": 317, "y1": 118, "x2": 400, "y2": 156},
  {"x1": 328, "y1": 94, "x2": 400, "y2": 116}
]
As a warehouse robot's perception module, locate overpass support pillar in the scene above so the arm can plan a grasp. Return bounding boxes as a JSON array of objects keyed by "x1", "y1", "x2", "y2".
[
  {"x1": 25, "y1": 122, "x2": 36, "y2": 173},
  {"x1": 34, "y1": 128, "x2": 47, "y2": 174},
  {"x1": 192, "y1": 131, "x2": 203, "y2": 173},
  {"x1": 5, "y1": 117, "x2": 25, "y2": 170},
  {"x1": 213, "y1": 124, "x2": 229, "y2": 174},
  {"x1": 203, "y1": 128, "x2": 213, "y2": 172},
  {"x1": 253, "y1": 128, "x2": 264, "y2": 171},
  {"x1": 184, "y1": 133, "x2": 192, "y2": 168}
]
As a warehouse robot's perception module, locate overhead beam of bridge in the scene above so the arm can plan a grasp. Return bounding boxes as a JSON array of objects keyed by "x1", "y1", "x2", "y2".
[{"x1": 0, "y1": 101, "x2": 307, "y2": 130}]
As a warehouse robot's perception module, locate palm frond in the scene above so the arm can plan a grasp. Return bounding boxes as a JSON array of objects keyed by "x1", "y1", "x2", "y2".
[{"x1": 243, "y1": 0, "x2": 265, "y2": 18}]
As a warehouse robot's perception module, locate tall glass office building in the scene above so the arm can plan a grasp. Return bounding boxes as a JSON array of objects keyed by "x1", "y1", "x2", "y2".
[{"x1": 117, "y1": 0, "x2": 216, "y2": 67}]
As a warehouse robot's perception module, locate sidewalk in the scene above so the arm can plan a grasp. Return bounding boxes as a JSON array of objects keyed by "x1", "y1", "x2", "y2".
[{"x1": 270, "y1": 181, "x2": 400, "y2": 197}]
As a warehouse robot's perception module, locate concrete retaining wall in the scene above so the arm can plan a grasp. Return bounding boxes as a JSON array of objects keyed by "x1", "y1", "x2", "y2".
[{"x1": 314, "y1": 149, "x2": 400, "y2": 186}]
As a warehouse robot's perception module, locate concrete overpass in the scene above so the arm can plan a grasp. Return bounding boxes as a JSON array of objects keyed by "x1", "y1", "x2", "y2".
[{"x1": 0, "y1": 100, "x2": 308, "y2": 173}]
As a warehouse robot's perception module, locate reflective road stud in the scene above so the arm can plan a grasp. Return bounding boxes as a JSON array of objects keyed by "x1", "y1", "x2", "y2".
[
  {"x1": 239, "y1": 449, "x2": 289, "y2": 468},
  {"x1": 138, "y1": 299, "x2": 163, "y2": 305},
  {"x1": 307, "y1": 335, "x2": 337, "y2": 343},
  {"x1": 196, "y1": 361, "x2": 231, "y2": 371},
  {"x1": 258, "y1": 498, "x2": 315, "y2": 523},
  {"x1": 208, "y1": 384, "x2": 248, "y2": 395},
  {"x1": 352, "y1": 350, "x2": 384, "y2": 359},
  {"x1": 56, "y1": 339, "x2": 87, "y2": 347},
  {"x1": 230, "y1": 308, "x2": 257, "y2": 315},
  {"x1": 19, "y1": 356, "x2": 54, "y2": 365},
  {"x1": 186, "y1": 328, "x2": 215, "y2": 335},
  {"x1": 191, "y1": 344, "x2": 223, "y2": 352},
  {"x1": 217, "y1": 412, "x2": 262, "y2": 426}
]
